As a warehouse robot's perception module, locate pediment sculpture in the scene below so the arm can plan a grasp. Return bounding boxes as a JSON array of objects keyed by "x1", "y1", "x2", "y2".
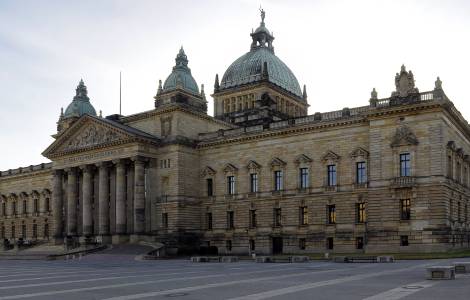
[
  {"x1": 390, "y1": 125, "x2": 419, "y2": 147},
  {"x1": 64, "y1": 124, "x2": 122, "y2": 151}
]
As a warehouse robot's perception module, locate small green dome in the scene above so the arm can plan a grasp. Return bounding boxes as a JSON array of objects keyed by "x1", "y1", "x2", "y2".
[
  {"x1": 163, "y1": 47, "x2": 199, "y2": 95},
  {"x1": 64, "y1": 79, "x2": 97, "y2": 118}
]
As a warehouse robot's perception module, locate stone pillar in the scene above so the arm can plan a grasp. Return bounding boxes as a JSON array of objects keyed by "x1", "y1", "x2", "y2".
[
  {"x1": 97, "y1": 162, "x2": 110, "y2": 236},
  {"x1": 66, "y1": 168, "x2": 78, "y2": 236},
  {"x1": 126, "y1": 164, "x2": 135, "y2": 234},
  {"x1": 133, "y1": 157, "x2": 146, "y2": 234},
  {"x1": 52, "y1": 170, "x2": 63, "y2": 240},
  {"x1": 115, "y1": 160, "x2": 127, "y2": 234},
  {"x1": 81, "y1": 165, "x2": 93, "y2": 236}
]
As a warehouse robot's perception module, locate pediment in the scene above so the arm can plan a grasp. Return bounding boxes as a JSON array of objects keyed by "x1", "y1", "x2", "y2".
[
  {"x1": 322, "y1": 151, "x2": 340, "y2": 162},
  {"x1": 390, "y1": 125, "x2": 419, "y2": 147},
  {"x1": 201, "y1": 166, "x2": 216, "y2": 177},
  {"x1": 223, "y1": 163, "x2": 238, "y2": 173},
  {"x1": 43, "y1": 115, "x2": 157, "y2": 158},
  {"x1": 246, "y1": 160, "x2": 262, "y2": 170},
  {"x1": 270, "y1": 157, "x2": 286, "y2": 168},
  {"x1": 350, "y1": 147, "x2": 369, "y2": 158},
  {"x1": 294, "y1": 154, "x2": 313, "y2": 165}
]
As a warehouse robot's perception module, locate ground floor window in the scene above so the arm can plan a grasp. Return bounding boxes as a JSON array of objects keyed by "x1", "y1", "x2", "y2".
[
  {"x1": 356, "y1": 237, "x2": 364, "y2": 249},
  {"x1": 226, "y1": 240, "x2": 232, "y2": 251},
  {"x1": 249, "y1": 239, "x2": 255, "y2": 252},
  {"x1": 400, "y1": 235, "x2": 409, "y2": 246},
  {"x1": 162, "y1": 213, "x2": 168, "y2": 228},
  {"x1": 32, "y1": 223, "x2": 37, "y2": 239},
  {"x1": 327, "y1": 237, "x2": 334, "y2": 250},
  {"x1": 299, "y1": 238, "x2": 306, "y2": 250}
]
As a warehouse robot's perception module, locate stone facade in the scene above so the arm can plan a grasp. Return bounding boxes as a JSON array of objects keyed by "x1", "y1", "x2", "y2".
[{"x1": 1, "y1": 12, "x2": 469, "y2": 255}]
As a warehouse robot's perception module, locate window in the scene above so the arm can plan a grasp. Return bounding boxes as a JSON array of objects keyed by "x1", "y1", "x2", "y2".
[
  {"x1": 33, "y1": 199, "x2": 39, "y2": 213},
  {"x1": 448, "y1": 155, "x2": 453, "y2": 178},
  {"x1": 206, "y1": 178, "x2": 213, "y2": 197},
  {"x1": 1, "y1": 202, "x2": 5, "y2": 216},
  {"x1": 249, "y1": 210, "x2": 257, "y2": 228},
  {"x1": 12, "y1": 202, "x2": 17, "y2": 216},
  {"x1": 356, "y1": 202, "x2": 366, "y2": 223},
  {"x1": 226, "y1": 240, "x2": 232, "y2": 251},
  {"x1": 327, "y1": 205, "x2": 336, "y2": 224},
  {"x1": 299, "y1": 206, "x2": 308, "y2": 225},
  {"x1": 400, "y1": 199, "x2": 411, "y2": 220},
  {"x1": 299, "y1": 168, "x2": 309, "y2": 189},
  {"x1": 32, "y1": 223, "x2": 37, "y2": 238},
  {"x1": 44, "y1": 223, "x2": 49, "y2": 238},
  {"x1": 11, "y1": 224, "x2": 15, "y2": 238},
  {"x1": 400, "y1": 153, "x2": 411, "y2": 177},
  {"x1": 0, "y1": 225, "x2": 4, "y2": 239},
  {"x1": 22, "y1": 200, "x2": 27, "y2": 215},
  {"x1": 206, "y1": 212, "x2": 213, "y2": 230},
  {"x1": 227, "y1": 211, "x2": 234, "y2": 229},
  {"x1": 162, "y1": 213, "x2": 168, "y2": 228},
  {"x1": 249, "y1": 239, "x2": 256, "y2": 251},
  {"x1": 327, "y1": 165, "x2": 337, "y2": 186},
  {"x1": 250, "y1": 173, "x2": 258, "y2": 193},
  {"x1": 45, "y1": 198, "x2": 50, "y2": 212},
  {"x1": 274, "y1": 208, "x2": 282, "y2": 227},
  {"x1": 356, "y1": 162, "x2": 367, "y2": 184},
  {"x1": 227, "y1": 176, "x2": 235, "y2": 195},
  {"x1": 458, "y1": 202, "x2": 461, "y2": 222},
  {"x1": 356, "y1": 237, "x2": 364, "y2": 250},
  {"x1": 274, "y1": 170, "x2": 283, "y2": 191},
  {"x1": 21, "y1": 223, "x2": 26, "y2": 238},
  {"x1": 457, "y1": 162, "x2": 462, "y2": 183},
  {"x1": 326, "y1": 237, "x2": 334, "y2": 250},
  {"x1": 400, "y1": 235, "x2": 409, "y2": 246},
  {"x1": 299, "y1": 238, "x2": 306, "y2": 250}
]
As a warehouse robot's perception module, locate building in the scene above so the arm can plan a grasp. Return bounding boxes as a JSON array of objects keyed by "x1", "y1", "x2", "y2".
[{"x1": 1, "y1": 11, "x2": 469, "y2": 254}]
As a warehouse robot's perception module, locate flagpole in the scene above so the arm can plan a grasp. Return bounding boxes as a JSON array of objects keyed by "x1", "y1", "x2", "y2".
[{"x1": 119, "y1": 71, "x2": 122, "y2": 115}]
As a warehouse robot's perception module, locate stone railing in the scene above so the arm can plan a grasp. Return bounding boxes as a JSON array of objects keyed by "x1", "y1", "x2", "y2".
[
  {"x1": 371, "y1": 90, "x2": 442, "y2": 109},
  {"x1": 392, "y1": 176, "x2": 416, "y2": 187},
  {"x1": 0, "y1": 163, "x2": 52, "y2": 178}
]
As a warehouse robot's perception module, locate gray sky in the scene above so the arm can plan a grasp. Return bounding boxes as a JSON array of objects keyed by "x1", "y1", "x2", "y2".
[{"x1": 1, "y1": 0, "x2": 469, "y2": 170}]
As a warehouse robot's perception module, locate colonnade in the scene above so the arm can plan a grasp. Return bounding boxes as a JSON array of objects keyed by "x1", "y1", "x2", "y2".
[{"x1": 52, "y1": 156, "x2": 148, "y2": 241}]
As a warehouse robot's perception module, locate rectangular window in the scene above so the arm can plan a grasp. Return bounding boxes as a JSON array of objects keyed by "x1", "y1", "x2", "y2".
[
  {"x1": 299, "y1": 206, "x2": 308, "y2": 225},
  {"x1": 250, "y1": 173, "x2": 258, "y2": 193},
  {"x1": 21, "y1": 224, "x2": 26, "y2": 238},
  {"x1": 356, "y1": 237, "x2": 364, "y2": 250},
  {"x1": 45, "y1": 198, "x2": 50, "y2": 212},
  {"x1": 356, "y1": 202, "x2": 366, "y2": 223},
  {"x1": 299, "y1": 168, "x2": 309, "y2": 189},
  {"x1": 227, "y1": 176, "x2": 235, "y2": 195},
  {"x1": 11, "y1": 225, "x2": 15, "y2": 238},
  {"x1": 206, "y1": 178, "x2": 213, "y2": 197},
  {"x1": 356, "y1": 162, "x2": 367, "y2": 184},
  {"x1": 458, "y1": 202, "x2": 461, "y2": 222},
  {"x1": 274, "y1": 170, "x2": 283, "y2": 191},
  {"x1": 23, "y1": 200, "x2": 27, "y2": 215},
  {"x1": 299, "y1": 238, "x2": 306, "y2": 250},
  {"x1": 400, "y1": 235, "x2": 409, "y2": 246},
  {"x1": 274, "y1": 208, "x2": 282, "y2": 227},
  {"x1": 327, "y1": 165, "x2": 337, "y2": 186},
  {"x1": 32, "y1": 224, "x2": 37, "y2": 238},
  {"x1": 162, "y1": 213, "x2": 168, "y2": 228},
  {"x1": 457, "y1": 162, "x2": 462, "y2": 183},
  {"x1": 400, "y1": 199, "x2": 411, "y2": 220},
  {"x1": 400, "y1": 153, "x2": 411, "y2": 177},
  {"x1": 227, "y1": 211, "x2": 234, "y2": 229},
  {"x1": 13, "y1": 202, "x2": 16, "y2": 215},
  {"x1": 44, "y1": 223, "x2": 49, "y2": 237},
  {"x1": 448, "y1": 156, "x2": 453, "y2": 178},
  {"x1": 327, "y1": 205, "x2": 336, "y2": 224},
  {"x1": 226, "y1": 240, "x2": 232, "y2": 251},
  {"x1": 34, "y1": 199, "x2": 39, "y2": 213},
  {"x1": 327, "y1": 237, "x2": 334, "y2": 250},
  {"x1": 249, "y1": 210, "x2": 257, "y2": 228},
  {"x1": 1, "y1": 203, "x2": 5, "y2": 216},
  {"x1": 249, "y1": 239, "x2": 255, "y2": 251},
  {"x1": 206, "y1": 212, "x2": 213, "y2": 230}
]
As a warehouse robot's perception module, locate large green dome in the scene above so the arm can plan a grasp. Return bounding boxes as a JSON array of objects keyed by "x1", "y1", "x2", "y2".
[
  {"x1": 219, "y1": 13, "x2": 302, "y2": 98},
  {"x1": 64, "y1": 79, "x2": 97, "y2": 118},
  {"x1": 220, "y1": 47, "x2": 302, "y2": 97},
  {"x1": 163, "y1": 47, "x2": 199, "y2": 95}
]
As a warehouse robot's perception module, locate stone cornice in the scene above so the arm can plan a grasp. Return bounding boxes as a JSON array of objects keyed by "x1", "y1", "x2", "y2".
[{"x1": 0, "y1": 168, "x2": 52, "y2": 182}]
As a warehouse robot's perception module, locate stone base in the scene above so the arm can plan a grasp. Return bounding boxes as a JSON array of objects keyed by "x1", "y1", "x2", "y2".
[{"x1": 112, "y1": 234, "x2": 130, "y2": 245}]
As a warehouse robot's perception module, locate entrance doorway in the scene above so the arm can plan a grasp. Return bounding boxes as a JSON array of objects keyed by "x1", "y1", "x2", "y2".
[{"x1": 272, "y1": 237, "x2": 283, "y2": 255}]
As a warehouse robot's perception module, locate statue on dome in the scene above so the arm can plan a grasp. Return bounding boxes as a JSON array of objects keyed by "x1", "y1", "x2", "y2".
[{"x1": 260, "y1": 7, "x2": 265, "y2": 23}]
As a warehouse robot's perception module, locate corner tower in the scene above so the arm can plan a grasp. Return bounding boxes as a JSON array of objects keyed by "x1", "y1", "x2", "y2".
[
  {"x1": 154, "y1": 47, "x2": 207, "y2": 113},
  {"x1": 213, "y1": 9, "x2": 308, "y2": 126}
]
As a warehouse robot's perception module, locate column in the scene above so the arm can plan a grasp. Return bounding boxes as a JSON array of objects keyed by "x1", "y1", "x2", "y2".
[
  {"x1": 97, "y1": 162, "x2": 110, "y2": 236},
  {"x1": 52, "y1": 170, "x2": 63, "y2": 239},
  {"x1": 133, "y1": 157, "x2": 146, "y2": 234},
  {"x1": 115, "y1": 160, "x2": 127, "y2": 234},
  {"x1": 81, "y1": 165, "x2": 93, "y2": 236},
  {"x1": 66, "y1": 168, "x2": 78, "y2": 236},
  {"x1": 126, "y1": 163, "x2": 135, "y2": 234}
]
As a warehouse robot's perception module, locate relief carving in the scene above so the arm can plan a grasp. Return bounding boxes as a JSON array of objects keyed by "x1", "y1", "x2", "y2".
[
  {"x1": 65, "y1": 125, "x2": 121, "y2": 151},
  {"x1": 390, "y1": 125, "x2": 419, "y2": 147}
]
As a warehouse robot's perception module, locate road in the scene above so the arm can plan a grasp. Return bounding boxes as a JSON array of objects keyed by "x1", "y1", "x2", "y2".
[{"x1": 0, "y1": 253, "x2": 468, "y2": 300}]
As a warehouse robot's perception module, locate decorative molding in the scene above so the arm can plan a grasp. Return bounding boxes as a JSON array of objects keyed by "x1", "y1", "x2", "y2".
[
  {"x1": 322, "y1": 151, "x2": 340, "y2": 162},
  {"x1": 350, "y1": 147, "x2": 369, "y2": 159},
  {"x1": 390, "y1": 125, "x2": 419, "y2": 147},
  {"x1": 63, "y1": 124, "x2": 122, "y2": 151},
  {"x1": 201, "y1": 166, "x2": 216, "y2": 177},
  {"x1": 294, "y1": 154, "x2": 313, "y2": 165}
]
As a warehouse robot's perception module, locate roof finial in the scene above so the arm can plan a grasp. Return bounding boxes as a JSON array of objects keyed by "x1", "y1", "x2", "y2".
[
  {"x1": 435, "y1": 76, "x2": 442, "y2": 90},
  {"x1": 371, "y1": 88, "x2": 378, "y2": 100},
  {"x1": 302, "y1": 84, "x2": 307, "y2": 100},
  {"x1": 214, "y1": 74, "x2": 220, "y2": 91},
  {"x1": 260, "y1": 6, "x2": 265, "y2": 25},
  {"x1": 99, "y1": 110, "x2": 102, "y2": 118}
]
